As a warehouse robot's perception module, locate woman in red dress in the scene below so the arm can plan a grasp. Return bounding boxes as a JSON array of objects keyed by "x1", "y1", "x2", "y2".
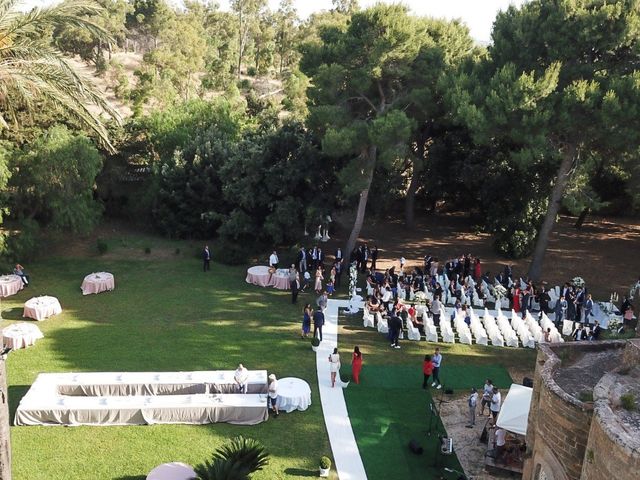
[
  {"x1": 351, "y1": 346, "x2": 363, "y2": 384},
  {"x1": 513, "y1": 286, "x2": 521, "y2": 313},
  {"x1": 474, "y1": 258, "x2": 481, "y2": 281}
]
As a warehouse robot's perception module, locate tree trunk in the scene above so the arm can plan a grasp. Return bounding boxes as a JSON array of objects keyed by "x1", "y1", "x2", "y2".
[
  {"x1": 404, "y1": 157, "x2": 421, "y2": 229},
  {"x1": 345, "y1": 147, "x2": 377, "y2": 261},
  {"x1": 574, "y1": 207, "x2": 589, "y2": 229},
  {"x1": 527, "y1": 145, "x2": 577, "y2": 281},
  {"x1": 0, "y1": 358, "x2": 11, "y2": 480}
]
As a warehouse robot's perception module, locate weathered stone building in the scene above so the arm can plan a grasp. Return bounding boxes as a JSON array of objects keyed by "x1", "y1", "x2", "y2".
[{"x1": 523, "y1": 339, "x2": 640, "y2": 480}]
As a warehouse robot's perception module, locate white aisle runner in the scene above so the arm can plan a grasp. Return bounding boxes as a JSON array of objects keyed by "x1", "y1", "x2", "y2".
[{"x1": 317, "y1": 299, "x2": 367, "y2": 480}]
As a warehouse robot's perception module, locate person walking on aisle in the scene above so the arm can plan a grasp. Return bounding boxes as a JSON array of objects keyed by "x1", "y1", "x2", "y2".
[{"x1": 431, "y1": 348, "x2": 442, "y2": 389}]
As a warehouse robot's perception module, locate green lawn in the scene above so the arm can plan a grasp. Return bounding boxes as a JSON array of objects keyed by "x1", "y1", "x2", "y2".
[
  {"x1": 4, "y1": 250, "x2": 331, "y2": 480},
  {"x1": 2, "y1": 235, "x2": 538, "y2": 480}
]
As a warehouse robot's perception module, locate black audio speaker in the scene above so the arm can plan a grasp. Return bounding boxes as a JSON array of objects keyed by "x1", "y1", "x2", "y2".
[
  {"x1": 408, "y1": 439, "x2": 423, "y2": 455},
  {"x1": 523, "y1": 377, "x2": 534, "y2": 388}
]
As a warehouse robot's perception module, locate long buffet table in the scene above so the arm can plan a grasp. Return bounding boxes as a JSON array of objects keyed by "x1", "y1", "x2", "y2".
[{"x1": 15, "y1": 371, "x2": 269, "y2": 427}]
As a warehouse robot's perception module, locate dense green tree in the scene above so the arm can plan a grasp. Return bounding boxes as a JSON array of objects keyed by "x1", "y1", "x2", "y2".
[
  {"x1": 301, "y1": 5, "x2": 434, "y2": 257},
  {"x1": 231, "y1": 0, "x2": 267, "y2": 78},
  {"x1": 201, "y1": 10, "x2": 239, "y2": 90},
  {"x1": 8, "y1": 125, "x2": 104, "y2": 234},
  {"x1": 451, "y1": 0, "x2": 640, "y2": 279},
  {"x1": 274, "y1": 0, "x2": 298, "y2": 75},
  {"x1": 126, "y1": 0, "x2": 173, "y2": 48},
  {"x1": 282, "y1": 68, "x2": 309, "y2": 119}
]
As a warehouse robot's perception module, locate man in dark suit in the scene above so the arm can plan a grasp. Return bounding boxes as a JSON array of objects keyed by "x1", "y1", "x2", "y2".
[
  {"x1": 589, "y1": 321, "x2": 602, "y2": 340},
  {"x1": 203, "y1": 245, "x2": 211, "y2": 272},
  {"x1": 389, "y1": 313, "x2": 402, "y2": 349},
  {"x1": 317, "y1": 248, "x2": 325, "y2": 271},
  {"x1": 313, "y1": 308, "x2": 325, "y2": 341},
  {"x1": 371, "y1": 245, "x2": 379, "y2": 272},
  {"x1": 575, "y1": 287, "x2": 585, "y2": 323}
]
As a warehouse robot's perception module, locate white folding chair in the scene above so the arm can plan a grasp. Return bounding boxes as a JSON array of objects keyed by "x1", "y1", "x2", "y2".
[{"x1": 363, "y1": 309, "x2": 375, "y2": 328}]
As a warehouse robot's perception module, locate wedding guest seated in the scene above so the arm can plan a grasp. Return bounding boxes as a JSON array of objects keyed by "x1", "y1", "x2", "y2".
[
  {"x1": 462, "y1": 305, "x2": 471, "y2": 326},
  {"x1": 623, "y1": 304, "x2": 635, "y2": 327},
  {"x1": 572, "y1": 324, "x2": 587, "y2": 341},
  {"x1": 13, "y1": 264, "x2": 29, "y2": 286},
  {"x1": 234, "y1": 364, "x2": 249, "y2": 394}
]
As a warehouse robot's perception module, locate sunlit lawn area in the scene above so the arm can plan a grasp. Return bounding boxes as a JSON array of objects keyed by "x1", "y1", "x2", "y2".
[
  {"x1": 4, "y1": 245, "x2": 332, "y2": 480},
  {"x1": 2, "y1": 235, "x2": 538, "y2": 480}
]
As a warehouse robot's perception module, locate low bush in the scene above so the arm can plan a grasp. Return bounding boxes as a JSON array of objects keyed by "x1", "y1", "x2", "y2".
[{"x1": 97, "y1": 238, "x2": 108, "y2": 255}]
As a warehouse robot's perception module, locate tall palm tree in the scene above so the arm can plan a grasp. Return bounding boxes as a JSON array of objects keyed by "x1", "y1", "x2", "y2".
[
  {"x1": 194, "y1": 436, "x2": 269, "y2": 480},
  {"x1": 0, "y1": 0, "x2": 121, "y2": 151}
]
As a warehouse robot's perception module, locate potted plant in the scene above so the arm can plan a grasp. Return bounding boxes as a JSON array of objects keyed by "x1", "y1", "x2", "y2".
[
  {"x1": 311, "y1": 337, "x2": 320, "y2": 352},
  {"x1": 319, "y1": 456, "x2": 331, "y2": 477}
]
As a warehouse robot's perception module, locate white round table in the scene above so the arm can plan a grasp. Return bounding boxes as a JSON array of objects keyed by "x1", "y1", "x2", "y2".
[
  {"x1": 0, "y1": 274, "x2": 24, "y2": 298},
  {"x1": 81, "y1": 272, "x2": 115, "y2": 295},
  {"x1": 275, "y1": 377, "x2": 312, "y2": 413},
  {"x1": 245, "y1": 266, "x2": 271, "y2": 287},
  {"x1": 146, "y1": 462, "x2": 196, "y2": 480},
  {"x1": 23, "y1": 296, "x2": 62, "y2": 321},
  {"x1": 2, "y1": 322, "x2": 44, "y2": 349}
]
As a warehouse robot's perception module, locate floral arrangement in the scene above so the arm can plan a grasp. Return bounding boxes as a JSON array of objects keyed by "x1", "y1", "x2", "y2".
[
  {"x1": 493, "y1": 284, "x2": 507, "y2": 300},
  {"x1": 349, "y1": 262, "x2": 358, "y2": 297},
  {"x1": 414, "y1": 291, "x2": 428, "y2": 304},
  {"x1": 572, "y1": 276, "x2": 586, "y2": 288}
]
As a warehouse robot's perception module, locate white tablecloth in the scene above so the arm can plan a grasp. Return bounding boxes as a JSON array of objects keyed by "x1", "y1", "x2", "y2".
[
  {"x1": 81, "y1": 272, "x2": 115, "y2": 295},
  {"x1": 147, "y1": 462, "x2": 196, "y2": 480},
  {"x1": 0, "y1": 274, "x2": 24, "y2": 298},
  {"x1": 275, "y1": 377, "x2": 312, "y2": 413},
  {"x1": 23, "y1": 296, "x2": 62, "y2": 321},
  {"x1": 245, "y1": 266, "x2": 292, "y2": 290},
  {"x1": 2, "y1": 322, "x2": 44, "y2": 349}
]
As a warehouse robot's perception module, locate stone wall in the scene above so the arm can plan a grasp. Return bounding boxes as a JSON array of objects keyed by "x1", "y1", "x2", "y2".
[
  {"x1": 621, "y1": 338, "x2": 640, "y2": 368},
  {"x1": 522, "y1": 341, "x2": 630, "y2": 480},
  {"x1": 581, "y1": 367, "x2": 640, "y2": 480}
]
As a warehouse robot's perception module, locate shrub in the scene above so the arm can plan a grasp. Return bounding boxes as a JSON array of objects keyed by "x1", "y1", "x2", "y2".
[
  {"x1": 237, "y1": 78, "x2": 252, "y2": 90},
  {"x1": 5, "y1": 219, "x2": 42, "y2": 262},
  {"x1": 247, "y1": 66, "x2": 257, "y2": 76},
  {"x1": 311, "y1": 337, "x2": 320, "y2": 347},
  {"x1": 96, "y1": 238, "x2": 108, "y2": 255},
  {"x1": 320, "y1": 456, "x2": 331, "y2": 469},
  {"x1": 211, "y1": 240, "x2": 253, "y2": 266},
  {"x1": 620, "y1": 393, "x2": 636, "y2": 411}
]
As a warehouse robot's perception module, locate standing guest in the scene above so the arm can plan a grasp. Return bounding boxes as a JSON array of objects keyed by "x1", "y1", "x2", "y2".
[
  {"x1": 301, "y1": 270, "x2": 311, "y2": 292},
  {"x1": 522, "y1": 281, "x2": 533, "y2": 316},
  {"x1": 389, "y1": 313, "x2": 402, "y2": 349},
  {"x1": 268, "y1": 374, "x2": 279, "y2": 417},
  {"x1": 316, "y1": 291, "x2": 328, "y2": 312},
  {"x1": 422, "y1": 355, "x2": 434, "y2": 389},
  {"x1": 297, "y1": 247, "x2": 307, "y2": 273},
  {"x1": 589, "y1": 321, "x2": 602, "y2": 341},
  {"x1": 566, "y1": 287, "x2": 577, "y2": 321},
  {"x1": 335, "y1": 247, "x2": 343, "y2": 264},
  {"x1": 334, "y1": 260, "x2": 343, "y2": 288},
  {"x1": 466, "y1": 388, "x2": 478, "y2": 428},
  {"x1": 575, "y1": 287, "x2": 586, "y2": 322},
  {"x1": 623, "y1": 305, "x2": 635, "y2": 327},
  {"x1": 351, "y1": 346, "x2": 363, "y2": 384},
  {"x1": 399, "y1": 256, "x2": 406, "y2": 271},
  {"x1": 202, "y1": 246, "x2": 211, "y2": 272},
  {"x1": 328, "y1": 265, "x2": 337, "y2": 291},
  {"x1": 328, "y1": 348, "x2": 341, "y2": 387},
  {"x1": 512, "y1": 284, "x2": 521, "y2": 313},
  {"x1": 302, "y1": 304, "x2": 312, "y2": 338},
  {"x1": 555, "y1": 295, "x2": 568, "y2": 326},
  {"x1": 315, "y1": 266, "x2": 324, "y2": 293},
  {"x1": 431, "y1": 348, "x2": 442, "y2": 389},
  {"x1": 490, "y1": 387, "x2": 501, "y2": 422},
  {"x1": 537, "y1": 286, "x2": 550, "y2": 316},
  {"x1": 360, "y1": 244, "x2": 369, "y2": 273},
  {"x1": 288, "y1": 265, "x2": 300, "y2": 304},
  {"x1": 371, "y1": 245, "x2": 379, "y2": 272},
  {"x1": 480, "y1": 379, "x2": 494, "y2": 416},
  {"x1": 431, "y1": 296, "x2": 443, "y2": 327},
  {"x1": 13, "y1": 264, "x2": 29, "y2": 285},
  {"x1": 495, "y1": 427, "x2": 507, "y2": 462},
  {"x1": 269, "y1": 250, "x2": 279, "y2": 269},
  {"x1": 620, "y1": 296, "x2": 632, "y2": 316},
  {"x1": 584, "y1": 293, "x2": 595, "y2": 324},
  {"x1": 234, "y1": 364, "x2": 249, "y2": 394},
  {"x1": 474, "y1": 258, "x2": 482, "y2": 282},
  {"x1": 313, "y1": 307, "x2": 325, "y2": 341},
  {"x1": 317, "y1": 248, "x2": 325, "y2": 271}
]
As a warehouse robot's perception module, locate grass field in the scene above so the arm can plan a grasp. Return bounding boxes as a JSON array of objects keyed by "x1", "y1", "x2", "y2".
[
  {"x1": 2, "y1": 233, "x2": 539, "y2": 480},
  {"x1": 4, "y1": 249, "x2": 332, "y2": 480}
]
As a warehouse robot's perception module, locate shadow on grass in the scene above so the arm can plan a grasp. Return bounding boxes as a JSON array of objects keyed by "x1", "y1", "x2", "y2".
[
  {"x1": 283, "y1": 468, "x2": 318, "y2": 477},
  {"x1": 8, "y1": 385, "x2": 29, "y2": 426},
  {"x1": 1, "y1": 307, "x2": 26, "y2": 321},
  {"x1": 113, "y1": 476, "x2": 145, "y2": 480}
]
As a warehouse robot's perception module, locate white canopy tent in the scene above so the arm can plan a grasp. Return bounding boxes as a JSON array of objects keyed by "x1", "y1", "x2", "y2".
[{"x1": 496, "y1": 383, "x2": 533, "y2": 436}]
